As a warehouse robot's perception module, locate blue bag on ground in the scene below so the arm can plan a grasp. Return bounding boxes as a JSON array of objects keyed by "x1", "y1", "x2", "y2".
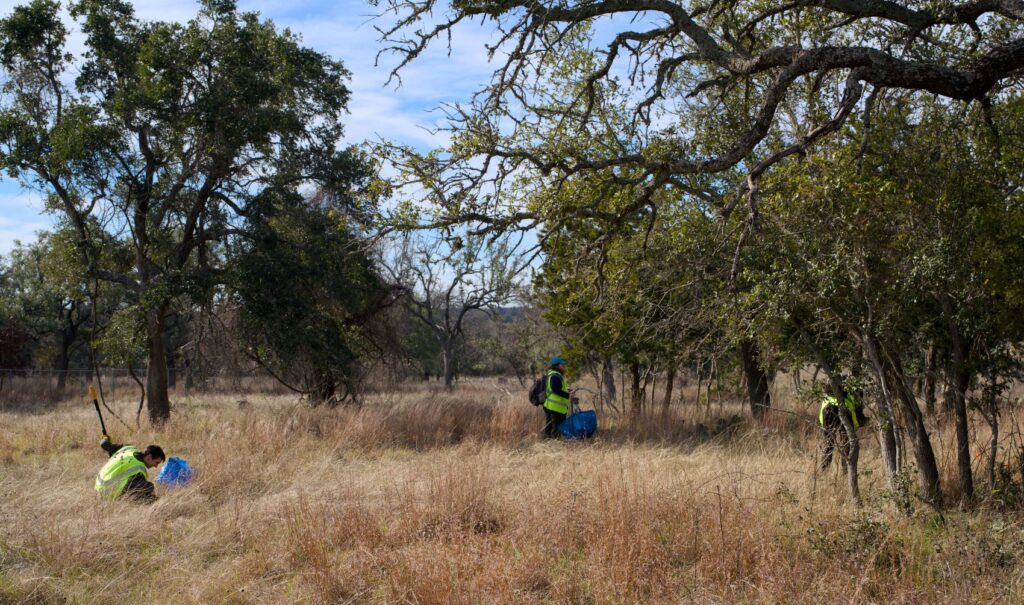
[
  {"x1": 156, "y1": 456, "x2": 194, "y2": 487},
  {"x1": 558, "y1": 410, "x2": 597, "y2": 440}
]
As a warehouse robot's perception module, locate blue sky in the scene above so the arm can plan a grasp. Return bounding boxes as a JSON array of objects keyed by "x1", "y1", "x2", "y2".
[{"x1": 0, "y1": 0, "x2": 498, "y2": 253}]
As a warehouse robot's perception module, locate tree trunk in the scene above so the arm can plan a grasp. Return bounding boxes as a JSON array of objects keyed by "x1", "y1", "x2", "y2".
[
  {"x1": 55, "y1": 318, "x2": 78, "y2": 392},
  {"x1": 987, "y1": 411, "x2": 998, "y2": 489},
  {"x1": 924, "y1": 343, "x2": 939, "y2": 416},
  {"x1": 602, "y1": 357, "x2": 617, "y2": 403},
  {"x1": 944, "y1": 320, "x2": 974, "y2": 505},
  {"x1": 695, "y1": 359, "x2": 703, "y2": 408},
  {"x1": 442, "y1": 340, "x2": 456, "y2": 388},
  {"x1": 641, "y1": 366, "x2": 653, "y2": 414},
  {"x1": 862, "y1": 334, "x2": 908, "y2": 512},
  {"x1": 714, "y1": 358, "x2": 722, "y2": 410},
  {"x1": 889, "y1": 352, "x2": 941, "y2": 505},
  {"x1": 145, "y1": 306, "x2": 171, "y2": 424},
  {"x1": 739, "y1": 339, "x2": 771, "y2": 421},
  {"x1": 662, "y1": 365, "x2": 676, "y2": 412},
  {"x1": 984, "y1": 400, "x2": 998, "y2": 490},
  {"x1": 55, "y1": 344, "x2": 70, "y2": 392},
  {"x1": 630, "y1": 363, "x2": 642, "y2": 416}
]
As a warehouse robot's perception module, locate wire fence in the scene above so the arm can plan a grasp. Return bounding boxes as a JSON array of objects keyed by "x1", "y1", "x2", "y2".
[{"x1": 0, "y1": 367, "x2": 291, "y2": 409}]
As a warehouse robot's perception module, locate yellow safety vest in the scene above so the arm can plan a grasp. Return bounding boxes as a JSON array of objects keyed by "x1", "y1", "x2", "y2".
[
  {"x1": 544, "y1": 369, "x2": 569, "y2": 414},
  {"x1": 819, "y1": 395, "x2": 859, "y2": 429},
  {"x1": 94, "y1": 446, "x2": 148, "y2": 500}
]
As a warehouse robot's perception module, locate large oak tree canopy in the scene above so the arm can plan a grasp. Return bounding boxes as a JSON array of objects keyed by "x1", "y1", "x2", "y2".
[
  {"x1": 376, "y1": 0, "x2": 1024, "y2": 224},
  {"x1": 0, "y1": 0, "x2": 367, "y2": 421}
]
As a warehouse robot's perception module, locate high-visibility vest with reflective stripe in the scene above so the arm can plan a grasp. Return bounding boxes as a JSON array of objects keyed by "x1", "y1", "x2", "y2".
[
  {"x1": 95, "y1": 446, "x2": 147, "y2": 500},
  {"x1": 819, "y1": 395, "x2": 859, "y2": 429},
  {"x1": 544, "y1": 369, "x2": 569, "y2": 414}
]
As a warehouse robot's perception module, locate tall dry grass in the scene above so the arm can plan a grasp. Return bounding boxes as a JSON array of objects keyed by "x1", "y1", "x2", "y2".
[{"x1": 2, "y1": 380, "x2": 1023, "y2": 604}]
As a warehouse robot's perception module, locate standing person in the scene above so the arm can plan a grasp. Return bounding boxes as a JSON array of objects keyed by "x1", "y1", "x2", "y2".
[
  {"x1": 543, "y1": 357, "x2": 571, "y2": 439},
  {"x1": 95, "y1": 438, "x2": 165, "y2": 503},
  {"x1": 818, "y1": 387, "x2": 869, "y2": 470}
]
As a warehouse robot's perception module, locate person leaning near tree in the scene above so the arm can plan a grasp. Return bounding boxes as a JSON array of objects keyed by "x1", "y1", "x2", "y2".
[
  {"x1": 818, "y1": 385, "x2": 869, "y2": 470},
  {"x1": 543, "y1": 357, "x2": 571, "y2": 439}
]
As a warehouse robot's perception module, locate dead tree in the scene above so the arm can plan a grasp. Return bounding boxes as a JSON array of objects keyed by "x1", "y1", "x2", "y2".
[{"x1": 384, "y1": 232, "x2": 526, "y2": 387}]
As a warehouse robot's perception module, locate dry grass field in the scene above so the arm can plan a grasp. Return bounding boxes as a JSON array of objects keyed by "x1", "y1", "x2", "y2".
[{"x1": 2, "y1": 380, "x2": 1024, "y2": 604}]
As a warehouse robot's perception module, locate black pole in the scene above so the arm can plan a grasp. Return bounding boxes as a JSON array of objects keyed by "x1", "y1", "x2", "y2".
[{"x1": 89, "y1": 384, "x2": 108, "y2": 437}]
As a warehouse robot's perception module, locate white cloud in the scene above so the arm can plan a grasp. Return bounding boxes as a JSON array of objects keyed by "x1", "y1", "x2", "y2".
[
  {"x1": 0, "y1": 220, "x2": 50, "y2": 254},
  {"x1": 0, "y1": 1, "x2": 507, "y2": 239},
  {"x1": 0, "y1": 189, "x2": 43, "y2": 210},
  {"x1": 0, "y1": 189, "x2": 50, "y2": 253},
  {"x1": 274, "y1": 6, "x2": 500, "y2": 149},
  {"x1": 345, "y1": 89, "x2": 450, "y2": 148}
]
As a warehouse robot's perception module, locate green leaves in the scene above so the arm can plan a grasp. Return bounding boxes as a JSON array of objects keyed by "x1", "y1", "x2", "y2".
[
  {"x1": 0, "y1": 0, "x2": 67, "y2": 71},
  {"x1": 0, "y1": 0, "x2": 373, "y2": 414},
  {"x1": 232, "y1": 197, "x2": 388, "y2": 403}
]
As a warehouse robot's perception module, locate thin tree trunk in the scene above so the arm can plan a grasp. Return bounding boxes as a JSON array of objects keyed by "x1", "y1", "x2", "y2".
[
  {"x1": 55, "y1": 315, "x2": 78, "y2": 392},
  {"x1": 128, "y1": 364, "x2": 145, "y2": 428},
  {"x1": 889, "y1": 351, "x2": 941, "y2": 505},
  {"x1": 642, "y1": 366, "x2": 654, "y2": 415},
  {"x1": 695, "y1": 359, "x2": 703, "y2": 408},
  {"x1": 739, "y1": 339, "x2": 771, "y2": 421},
  {"x1": 620, "y1": 367, "x2": 626, "y2": 411},
  {"x1": 943, "y1": 303, "x2": 974, "y2": 505},
  {"x1": 442, "y1": 339, "x2": 456, "y2": 388},
  {"x1": 602, "y1": 357, "x2": 616, "y2": 403},
  {"x1": 145, "y1": 305, "x2": 171, "y2": 424},
  {"x1": 863, "y1": 334, "x2": 908, "y2": 512},
  {"x1": 662, "y1": 365, "x2": 676, "y2": 412},
  {"x1": 987, "y1": 411, "x2": 998, "y2": 489},
  {"x1": 924, "y1": 343, "x2": 938, "y2": 416},
  {"x1": 714, "y1": 358, "x2": 722, "y2": 410},
  {"x1": 649, "y1": 370, "x2": 656, "y2": 414},
  {"x1": 984, "y1": 389, "x2": 998, "y2": 489},
  {"x1": 821, "y1": 363, "x2": 862, "y2": 506},
  {"x1": 55, "y1": 345, "x2": 70, "y2": 392},
  {"x1": 630, "y1": 363, "x2": 642, "y2": 416}
]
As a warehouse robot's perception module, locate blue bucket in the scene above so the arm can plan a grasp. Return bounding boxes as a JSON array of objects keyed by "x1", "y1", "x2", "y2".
[
  {"x1": 558, "y1": 410, "x2": 598, "y2": 440},
  {"x1": 156, "y1": 456, "x2": 194, "y2": 487}
]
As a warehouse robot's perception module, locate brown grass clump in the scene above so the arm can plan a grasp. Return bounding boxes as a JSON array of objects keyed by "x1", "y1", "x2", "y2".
[{"x1": 2, "y1": 380, "x2": 1024, "y2": 603}]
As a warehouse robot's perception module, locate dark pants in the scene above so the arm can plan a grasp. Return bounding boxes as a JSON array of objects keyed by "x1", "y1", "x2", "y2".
[
  {"x1": 543, "y1": 408, "x2": 566, "y2": 439},
  {"x1": 820, "y1": 406, "x2": 849, "y2": 470},
  {"x1": 121, "y1": 474, "x2": 157, "y2": 503}
]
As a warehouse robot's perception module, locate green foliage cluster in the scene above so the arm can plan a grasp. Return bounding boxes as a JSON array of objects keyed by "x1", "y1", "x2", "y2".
[
  {"x1": 0, "y1": 0, "x2": 386, "y2": 412},
  {"x1": 232, "y1": 197, "x2": 392, "y2": 405}
]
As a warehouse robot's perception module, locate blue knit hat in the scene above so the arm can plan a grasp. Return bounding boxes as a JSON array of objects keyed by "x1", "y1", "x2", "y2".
[{"x1": 551, "y1": 356, "x2": 568, "y2": 366}]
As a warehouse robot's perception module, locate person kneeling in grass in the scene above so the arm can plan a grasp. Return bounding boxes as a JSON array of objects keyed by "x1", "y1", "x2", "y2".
[{"x1": 95, "y1": 438, "x2": 165, "y2": 503}]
